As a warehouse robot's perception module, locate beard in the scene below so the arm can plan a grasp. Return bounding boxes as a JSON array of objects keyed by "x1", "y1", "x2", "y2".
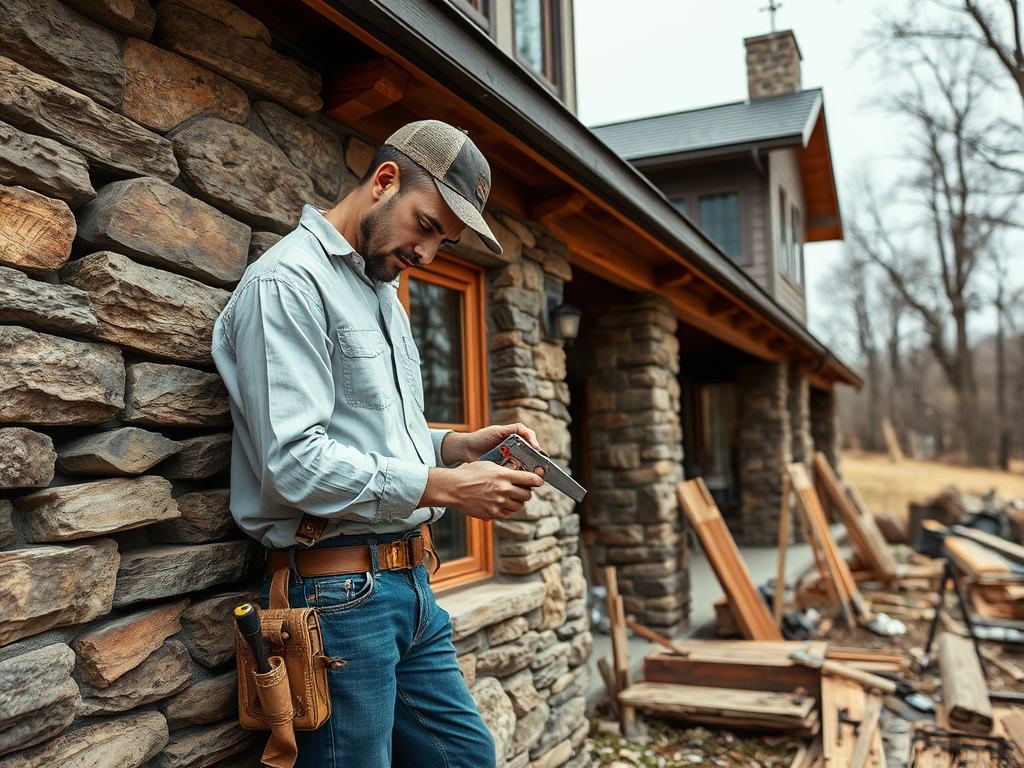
[{"x1": 357, "y1": 195, "x2": 420, "y2": 284}]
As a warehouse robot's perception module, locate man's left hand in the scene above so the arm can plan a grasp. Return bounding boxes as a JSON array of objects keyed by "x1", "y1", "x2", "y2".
[{"x1": 441, "y1": 423, "x2": 542, "y2": 466}]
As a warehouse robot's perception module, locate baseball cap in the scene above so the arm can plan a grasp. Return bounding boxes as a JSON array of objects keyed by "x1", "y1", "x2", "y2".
[{"x1": 384, "y1": 120, "x2": 502, "y2": 255}]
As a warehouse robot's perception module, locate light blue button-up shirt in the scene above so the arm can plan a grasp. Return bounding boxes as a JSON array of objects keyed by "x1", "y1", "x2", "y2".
[{"x1": 212, "y1": 206, "x2": 448, "y2": 549}]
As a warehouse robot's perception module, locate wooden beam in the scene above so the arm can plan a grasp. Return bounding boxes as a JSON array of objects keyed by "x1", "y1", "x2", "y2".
[
  {"x1": 528, "y1": 188, "x2": 587, "y2": 223},
  {"x1": 707, "y1": 294, "x2": 736, "y2": 317},
  {"x1": 322, "y1": 57, "x2": 411, "y2": 123},
  {"x1": 655, "y1": 265, "x2": 695, "y2": 288}
]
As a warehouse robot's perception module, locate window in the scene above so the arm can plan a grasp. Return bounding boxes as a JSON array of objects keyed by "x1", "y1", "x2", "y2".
[
  {"x1": 791, "y1": 207, "x2": 803, "y2": 285},
  {"x1": 398, "y1": 255, "x2": 491, "y2": 589},
  {"x1": 671, "y1": 197, "x2": 688, "y2": 217},
  {"x1": 778, "y1": 189, "x2": 790, "y2": 275},
  {"x1": 514, "y1": 0, "x2": 561, "y2": 86},
  {"x1": 452, "y1": 0, "x2": 491, "y2": 32},
  {"x1": 698, "y1": 192, "x2": 741, "y2": 258}
]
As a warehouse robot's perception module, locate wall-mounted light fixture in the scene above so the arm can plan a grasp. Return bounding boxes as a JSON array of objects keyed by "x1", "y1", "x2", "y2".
[{"x1": 550, "y1": 302, "x2": 582, "y2": 347}]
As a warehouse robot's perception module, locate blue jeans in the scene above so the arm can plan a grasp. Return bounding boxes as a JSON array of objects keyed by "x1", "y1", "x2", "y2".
[{"x1": 261, "y1": 534, "x2": 495, "y2": 768}]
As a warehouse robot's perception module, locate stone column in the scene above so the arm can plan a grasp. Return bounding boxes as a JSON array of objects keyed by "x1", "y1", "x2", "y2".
[
  {"x1": 737, "y1": 360, "x2": 791, "y2": 546},
  {"x1": 587, "y1": 296, "x2": 686, "y2": 636},
  {"x1": 788, "y1": 363, "x2": 813, "y2": 468},
  {"x1": 811, "y1": 386, "x2": 841, "y2": 477}
]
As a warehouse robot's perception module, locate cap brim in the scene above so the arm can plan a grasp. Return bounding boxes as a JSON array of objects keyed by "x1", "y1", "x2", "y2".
[{"x1": 435, "y1": 181, "x2": 503, "y2": 255}]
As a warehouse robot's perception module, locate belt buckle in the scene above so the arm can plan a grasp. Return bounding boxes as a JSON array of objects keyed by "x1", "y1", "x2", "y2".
[{"x1": 382, "y1": 540, "x2": 411, "y2": 570}]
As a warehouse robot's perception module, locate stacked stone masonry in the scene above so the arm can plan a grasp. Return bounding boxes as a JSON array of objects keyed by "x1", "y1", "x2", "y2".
[
  {"x1": 0, "y1": 1, "x2": 589, "y2": 767},
  {"x1": 585, "y1": 297, "x2": 688, "y2": 636},
  {"x1": 744, "y1": 30, "x2": 803, "y2": 100},
  {"x1": 811, "y1": 387, "x2": 842, "y2": 477},
  {"x1": 737, "y1": 360, "x2": 793, "y2": 546}
]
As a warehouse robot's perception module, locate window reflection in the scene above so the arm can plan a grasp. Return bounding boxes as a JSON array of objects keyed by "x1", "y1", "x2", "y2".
[
  {"x1": 515, "y1": 0, "x2": 547, "y2": 76},
  {"x1": 408, "y1": 279, "x2": 465, "y2": 424}
]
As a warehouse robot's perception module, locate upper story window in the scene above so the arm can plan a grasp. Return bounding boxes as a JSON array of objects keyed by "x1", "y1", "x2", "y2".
[
  {"x1": 778, "y1": 189, "x2": 790, "y2": 276},
  {"x1": 514, "y1": 0, "x2": 561, "y2": 87},
  {"x1": 671, "y1": 197, "x2": 688, "y2": 217},
  {"x1": 698, "y1": 192, "x2": 741, "y2": 259},
  {"x1": 791, "y1": 206, "x2": 803, "y2": 285},
  {"x1": 452, "y1": 0, "x2": 491, "y2": 31}
]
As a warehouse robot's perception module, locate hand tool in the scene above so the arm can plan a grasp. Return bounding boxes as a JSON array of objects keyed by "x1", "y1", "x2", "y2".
[{"x1": 234, "y1": 603, "x2": 272, "y2": 674}]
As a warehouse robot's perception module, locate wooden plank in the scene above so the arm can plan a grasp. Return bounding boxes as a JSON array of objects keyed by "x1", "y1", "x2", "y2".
[
  {"x1": 596, "y1": 656, "x2": 620, "y2": 719},
  {"x1": 626, "y1": 619, "x2": 690, "y2": 656},
  {"x1": 1002, "y1": 710, "x2": 1024, "y2": 758},
  {"x1": 849, "y1": 695, "x2": 882, "y2": 768},
  {"x1": 939, "y1": 633, "x2": 994, "y2": 735},
  {"x1": 945, "y1": 537, "x2": 1013, "y2": 576},
  {"x1": 813, "y1": 452, "x2": 898, "y2": 580},
  {"x1": 822, "y1": 675, "x2": 885, "y2": 768},
  {"x1": 677, "y1": 478, "x2": 783, "y2": 641},
  {"x1": 979, "y1": 647, "x2": 1024, "y2": 682},
  {"x1": 774, "y1": 472, "x2": 793, "y2": 628},
  {"x1": 713, "y1": 596, "x2": 741, "y2": 638},
  {"x1": 604, "y1": 566, "x2": 634, "y2": 736},
  {"x1": 953, "y1": 528, "x2": 1024, "y2": 568}
]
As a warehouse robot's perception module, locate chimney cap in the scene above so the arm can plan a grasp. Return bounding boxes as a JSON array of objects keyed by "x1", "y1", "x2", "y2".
[{"x1": 743, "y1": 29, "x2": 803, "y2": 62}]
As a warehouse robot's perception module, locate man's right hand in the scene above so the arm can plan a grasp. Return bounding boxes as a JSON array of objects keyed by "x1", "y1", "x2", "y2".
[{"x1": 422, "y1": 461, "x2": 543, "y2": 521}]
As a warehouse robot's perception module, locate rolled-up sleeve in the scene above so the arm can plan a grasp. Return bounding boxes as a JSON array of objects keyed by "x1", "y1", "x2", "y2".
[{"x1": 224, "y1": 276, "x2": 428, "y2": 524}]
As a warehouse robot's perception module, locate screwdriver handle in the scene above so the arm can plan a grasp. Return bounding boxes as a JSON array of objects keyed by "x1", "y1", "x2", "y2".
[{"x1": 234, "y1": 603, "x2": 272, "y2": 674}]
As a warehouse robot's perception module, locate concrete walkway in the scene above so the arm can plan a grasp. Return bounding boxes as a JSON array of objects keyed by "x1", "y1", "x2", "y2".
[{"x1": 586, "y1": 534, "x2": 828, "y2": 705}]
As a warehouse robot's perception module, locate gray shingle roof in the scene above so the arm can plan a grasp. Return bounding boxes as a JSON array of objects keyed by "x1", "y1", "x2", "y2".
[{"x1": 591, "y1": 89, "x2": 823, "y2": 162}]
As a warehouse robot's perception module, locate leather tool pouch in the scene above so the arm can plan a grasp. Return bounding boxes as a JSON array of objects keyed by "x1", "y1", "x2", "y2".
[{"x1": 234, "y1": 568, "x2": 343, "y2": 768}]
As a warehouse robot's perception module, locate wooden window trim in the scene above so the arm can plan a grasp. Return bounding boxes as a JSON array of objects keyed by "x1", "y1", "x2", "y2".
[
  {"x1": 450, "y1": 0, "x2": 492, "y2": 35},
  {"x1": 398, "y1": 254, "x2": 492, "y2": 591},
  {"x1": 512, "y1": 0, "x2": 563, "y2": 96}
]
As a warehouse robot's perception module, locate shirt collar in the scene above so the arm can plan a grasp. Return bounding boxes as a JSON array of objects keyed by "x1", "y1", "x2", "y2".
[{"x1": 298, "y1": 205, "x2": 400, "y2": 291}]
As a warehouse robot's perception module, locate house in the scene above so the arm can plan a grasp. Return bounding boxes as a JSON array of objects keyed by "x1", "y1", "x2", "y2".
[
  {"x1": 589, "y1": 30, "x2": 846, "y2": 537},
  {"x1": 0, "y1": 2, "x2": 855, "y2": 767}
]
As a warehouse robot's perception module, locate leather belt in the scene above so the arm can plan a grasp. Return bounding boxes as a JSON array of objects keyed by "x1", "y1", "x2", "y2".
[{"x1": 265, "y1": 535, "x2": 425, "y2": 577}]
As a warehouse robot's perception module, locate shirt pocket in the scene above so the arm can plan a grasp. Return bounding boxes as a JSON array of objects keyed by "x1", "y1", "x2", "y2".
[
  {"x1": 401, "y1": 336, "x2": 425, "y2": 413},
  {"x1": 336, "y1": 328, "x2": 395, "y2": 410}
]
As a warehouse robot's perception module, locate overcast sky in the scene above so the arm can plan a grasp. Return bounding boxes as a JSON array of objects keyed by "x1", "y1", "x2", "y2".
[{"x1": 573, "y1": 0, "x2": 903, "y2": 343}]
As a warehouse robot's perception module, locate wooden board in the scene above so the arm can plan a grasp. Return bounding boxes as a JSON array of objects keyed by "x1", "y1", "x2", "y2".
[
  {"x1": 643, "y1": 640, "x2": 826, "y2": 698},
  {"x1": 821, "y1": 675, "x2": 886, "y2": 768},
  {"x1": 677, "y1": 478, "x2": 783, "y2": 640},
  {"x1": 604, "y1": 566, "x2": 635, "y2": 735},
  {"x1": 938, "y1": 633, "x2": 993, "y2": 735},
  {"x1": 1002, "y1": 710, "x2": 1024, "y2": 758},
  {"x1": 788, "y1": 463, "x2": 870, "y2": 625},
  {"x1": 945, "y1": 537, "x2": 1013, "y2": 576},
  {"x1": 812, "y1": 452, "x2": 898, "y2": 580},
  {"x1": 953, "y1": 528, "x2": 1024, "y2": 567}
]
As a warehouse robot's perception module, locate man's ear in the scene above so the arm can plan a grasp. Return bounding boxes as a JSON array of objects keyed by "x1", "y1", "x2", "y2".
[{"x1": 372, "y1": 161, "x2": 401, "y2": 202}]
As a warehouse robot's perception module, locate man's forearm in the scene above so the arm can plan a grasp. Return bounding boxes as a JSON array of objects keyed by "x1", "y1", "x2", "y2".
[{"x1": 439, "y1": 431, "x2": 469, "y2": 467}]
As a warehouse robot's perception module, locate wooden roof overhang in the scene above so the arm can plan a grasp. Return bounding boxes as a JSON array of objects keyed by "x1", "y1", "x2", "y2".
[{"x1": 242, "y1": 0, "x2": 859, "y2": 390}]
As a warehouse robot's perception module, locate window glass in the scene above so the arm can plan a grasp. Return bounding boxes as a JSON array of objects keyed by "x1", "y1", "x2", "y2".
[
  {"x1": 514, "y1": 0, "x2": 548, "y2": 76},
  {"x1": 778, "y1": 189, "x2": 790, "y2": 275},
  {"x1": 792, "y1": 207, "x2": 803, "y2": 285},
  {"x1": 698, "y1": 192, "x2": 741, "y2": 258},
  {"x1": 671, "y1": 198, "x2": 688, "y2": 217},
  {"x1": 408, "y1": 279, "x2": 465, "y2": 424}
]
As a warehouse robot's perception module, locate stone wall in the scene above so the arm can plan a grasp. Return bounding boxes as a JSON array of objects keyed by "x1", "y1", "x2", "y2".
[
  {"x1": 586, "y1": 296, "x2": 688, "y2": 636},
  {"x1": 737, "y1": 360, "x2": 792, "y2": 546},
  {"x1": 811, "y1": 386, "x2": 841, "y2": 476},
  {"x1": 0, "y1": 2, "x2": 588, "y2": 767},
  {"x1": 744, "y1": 30, "x2": 803, "y2": 100}
]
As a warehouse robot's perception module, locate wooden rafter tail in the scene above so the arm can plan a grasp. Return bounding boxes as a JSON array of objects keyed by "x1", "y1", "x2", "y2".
[{"x1": 677, "y1": 478, "x2": 783, "y2": 641}]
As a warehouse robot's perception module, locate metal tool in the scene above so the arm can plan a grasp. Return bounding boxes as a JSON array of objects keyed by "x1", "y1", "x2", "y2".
[
  {"x1": 234, "y1": 603, "x2": 271, "y2": 674},
  {"x1": 836, "y1": 707, "x2": 862, "y2": 745}
]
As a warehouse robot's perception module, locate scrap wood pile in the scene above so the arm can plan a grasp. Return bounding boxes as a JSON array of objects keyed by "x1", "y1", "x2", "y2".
[{"x1": 594, "y1": 451, "x2": 1024, "y2": 767}]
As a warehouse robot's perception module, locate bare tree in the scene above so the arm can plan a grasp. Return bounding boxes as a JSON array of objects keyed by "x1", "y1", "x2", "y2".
[{"x1": 851, "y1": 33, "x2": 1021, "y2": 464}]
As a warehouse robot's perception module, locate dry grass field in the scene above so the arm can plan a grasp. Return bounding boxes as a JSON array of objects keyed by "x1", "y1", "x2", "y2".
[{"x1": 841, "y1": 451, "x2": 1024, "y2": 519}]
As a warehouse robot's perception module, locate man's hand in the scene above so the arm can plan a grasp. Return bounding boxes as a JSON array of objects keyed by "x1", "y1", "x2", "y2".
[
  {"x1": 440, "y1": 423, "x2": 542, "y2": 466},
  {"x1": 422, "y1": 461, "x2": 543, "y2": 521}
]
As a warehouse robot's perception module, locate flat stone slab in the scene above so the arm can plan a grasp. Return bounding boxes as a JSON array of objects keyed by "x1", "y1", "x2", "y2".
[
  {"x1": 0, "y1": 644, "x2": 80, "y2": 757},
  {"x1": 78, "y1": 639, "x2": 193, "y2": 715},
  {"x1": 158, "y1": 670, "x2": 237, "y2": 729},
  {"x1": 57, "y1": 426, "x2": 182, "y2": 476},
  {"x1": 0, "y1": 55, "x2": 178, "y2": 181},
  {"x1": 61, "y1": 251, "x2": 230, "y2": 365},
  {"x1": 63, "y1": 0, "x2": 156, "y2": 38},
  {"x1": 124, "y1": 363, "x2": 230, "y2": 427},
  {"x1": 0, "y1": 326, "x2": 124, "y2": 426},
  {"x1": 172, "y1": 117, "x2": 314, "y2": 234},
  {"x1": 145, "y1": 718, "x2": 257, "y2": 768},
  {"x1": 77, "y1": 177, "x2": 250, "y2": 286},
  {"x1": 0, "y1": 184, "x2": 76, "y2": 275},
  {"x1": 121, "y1": 38, "x2": 249, "y2": 133},
  {"x1": 0, "y1": 0, "x2": 126, "y2": 109},
  {"x1": 437, "y1": 581, "x2": 547, "y2": 642},
  {"x1": 17, "y1": 475, "x2": 179, "y2": 542},
  {"x1": 179, "y1": 589, "x2": 256, "y2": 668},
  {"x1": 0, "y1": 428, "x2": 55, "y2": 489},
  {"x1": 151, "y1": 488, "x2": 234, "y2": 544},
  {"x1": 0, "y1": 265, "x2": 96, "y2": 334},
  {"x1": 0, "y1": 120, "x2": 94, "y2": 208},
  {"x1": 113, "y1": 540, "x2": 257, "y2": 608},
  {"x1": 254, "y1": 101, "x2": 347, "y2": 200},
  {"x1": 72, "y1": 598, "x2": 189, "y2": 688},
  {"x1": 157, "y1": 0, "x2": 322, "y2": 116},
  {"x1": 0, "y1": 540, "x2": 119, "y2": 645},
  {"x1": 157, "y1": 433, "x2": 231, "y2": 480},
  {"x1": 0, "y1": 711, "x2": 168, "y2": 768}
]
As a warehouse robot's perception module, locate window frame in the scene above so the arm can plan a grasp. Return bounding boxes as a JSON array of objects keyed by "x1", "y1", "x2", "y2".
[
  {"x1": 398, "y1": 253, "x2": 492, "y2": 590},
  {"x1": 450, "y1": 0, "x2": 492, "y2": 34},
  {"x1": 778, "y1": 188, "x2": 790, "y2": 277},
  {"x1": 512, "y1": 0, "x2": 563, "y2": 95},
  {"x1": 697, "y1": 190, "x2": 742, "y2": 260},
  {"x1": 791, "y1": 206, "x2": 804, "y2": 286}
]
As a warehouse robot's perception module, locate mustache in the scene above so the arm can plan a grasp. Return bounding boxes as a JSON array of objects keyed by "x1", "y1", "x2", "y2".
[{"x1": 394, "y1": 249, "x2": 420, "y2": 267}]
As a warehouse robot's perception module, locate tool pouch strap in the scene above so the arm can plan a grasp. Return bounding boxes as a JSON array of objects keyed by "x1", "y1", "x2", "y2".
[{"x1": 253, "y1": 656, "x2": 298, "y2": 768}]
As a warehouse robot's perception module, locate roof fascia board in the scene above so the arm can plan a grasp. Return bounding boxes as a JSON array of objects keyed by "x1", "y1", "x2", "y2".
[
  {"x1": 628, "y1": 135, "x2": 803, "y2": 168},
  {"x1": 801, "y1": 91, "x2": 824, "y2": 146}
]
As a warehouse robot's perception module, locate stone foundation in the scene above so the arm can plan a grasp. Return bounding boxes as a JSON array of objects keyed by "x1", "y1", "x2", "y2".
[
  {"x1": 737, "y1": 360, "x2": 792, "y2": 546},
  {"x1": 811, "y1": 386, "x2": 841, "y2": 476},
  {"x1": 586, "y1": 296, "x2": 687, "y2": 635}
]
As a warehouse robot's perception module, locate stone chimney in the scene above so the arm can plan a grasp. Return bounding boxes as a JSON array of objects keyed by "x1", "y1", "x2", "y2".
[{"x1": 744, "y1": 30, "x2": 802, "y2": 100}]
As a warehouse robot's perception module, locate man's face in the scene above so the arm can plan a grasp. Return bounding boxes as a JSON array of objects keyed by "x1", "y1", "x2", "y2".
[{"x1": 358, "y1": 184, "x2": 466, "y2": 284}]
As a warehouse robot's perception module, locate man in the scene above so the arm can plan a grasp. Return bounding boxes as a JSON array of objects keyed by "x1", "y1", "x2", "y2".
[{"x1": 212, "y1": 120, "x2": 546, "y2": 768}]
